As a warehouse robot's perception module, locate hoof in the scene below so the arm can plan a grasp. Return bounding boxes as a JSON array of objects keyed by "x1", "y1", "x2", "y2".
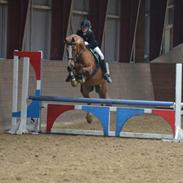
[
  {"x1": 71, "y1": 80, "x2": 78, "y2": 87},
  {"x1": 86, "y1": 113, "x2": 93, "y2": 123}
]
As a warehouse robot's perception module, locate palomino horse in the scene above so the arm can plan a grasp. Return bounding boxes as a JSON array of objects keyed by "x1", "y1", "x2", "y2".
[{"x1": 65, "y1": 34, "x2": 108, "y2": 123}]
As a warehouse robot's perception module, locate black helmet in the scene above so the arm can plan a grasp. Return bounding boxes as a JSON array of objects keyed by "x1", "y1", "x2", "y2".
[{"x1": 80, "y1": 19, "x2": 91, "y2": 29}]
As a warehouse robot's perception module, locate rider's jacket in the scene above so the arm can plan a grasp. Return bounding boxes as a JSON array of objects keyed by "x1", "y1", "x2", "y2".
[{"x1": 76, "y1": 29, "x2": 98, "y2": 49}]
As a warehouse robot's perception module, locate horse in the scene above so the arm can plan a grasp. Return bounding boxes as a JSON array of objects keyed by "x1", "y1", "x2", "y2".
[{"x1": 65, "y1": 34, "x2": 108, "y2": 123}]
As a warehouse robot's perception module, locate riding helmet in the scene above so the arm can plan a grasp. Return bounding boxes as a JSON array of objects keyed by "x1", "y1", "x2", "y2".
[{"x1": 80, "y1": 19, "x2": 91, "y2": 29}]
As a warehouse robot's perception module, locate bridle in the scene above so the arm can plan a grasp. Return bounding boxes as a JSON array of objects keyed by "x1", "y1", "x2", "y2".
[
  {"x1": 66, "y1": 42, "x2": 76, "y2": 67},
  {"x1": 66, "y1": 42, "x2": 85, "y2": 67},
  {"x1": 66, "y1": 38, "x2": 99, "y2": 82}
]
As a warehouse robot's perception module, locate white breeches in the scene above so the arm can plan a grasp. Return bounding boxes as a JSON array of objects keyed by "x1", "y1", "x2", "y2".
[
  {"x1": 94, "y1": 47, "x2": 104, "y2": 60},
  {"x1": 84, "y1": 41, "x2": 104, "y2": 60}
]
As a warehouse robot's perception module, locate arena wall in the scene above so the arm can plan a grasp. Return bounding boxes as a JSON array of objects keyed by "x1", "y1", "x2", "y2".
[{"x1": 0, "y1": 60, "x2": 154, "y2": 129}]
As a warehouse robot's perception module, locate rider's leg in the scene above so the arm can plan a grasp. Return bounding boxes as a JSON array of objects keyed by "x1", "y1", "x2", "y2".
[
  {"x1": 93, "y1": 47, "x2": 112, "y2": 83},
  {"x1": 100, "y1": 60, "x2": 112, "y2": 83}
]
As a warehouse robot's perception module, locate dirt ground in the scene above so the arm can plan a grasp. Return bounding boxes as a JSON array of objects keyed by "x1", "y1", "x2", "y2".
[{"x1": 1, "y1": 115, "x2": 183, "y2": 183}]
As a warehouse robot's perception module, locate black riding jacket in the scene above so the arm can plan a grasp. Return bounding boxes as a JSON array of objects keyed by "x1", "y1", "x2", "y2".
[{"x1": 76, "y1": 29, "x2": 98, "y2": 49}]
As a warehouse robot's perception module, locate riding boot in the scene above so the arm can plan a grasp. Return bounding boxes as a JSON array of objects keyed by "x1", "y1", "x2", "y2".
[{"x1": 100, "y1": 60, "x2": 112, "y2": 83}]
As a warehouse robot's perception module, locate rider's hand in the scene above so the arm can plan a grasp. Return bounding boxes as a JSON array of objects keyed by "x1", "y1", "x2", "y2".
[{"x1": 84, "y1": 41, "x2": 89, "y2": 45}]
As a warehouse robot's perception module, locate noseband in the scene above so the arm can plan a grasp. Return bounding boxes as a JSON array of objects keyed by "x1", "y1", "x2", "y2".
[{"x1": 66, "y1": 42, "x2": 85, "y2": 65}]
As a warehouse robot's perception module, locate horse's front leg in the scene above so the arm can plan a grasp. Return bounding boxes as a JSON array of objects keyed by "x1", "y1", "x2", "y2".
[
  {"x1": 81, "y1": 66, "x2": 93, "y2": 76},
  {"x1": 67, "y1": 64, "x2": 78, "y2": 87},
  {"x1": 80, "y1": 84, "x2": 93, "y2": 123},
  {"x1": 75, "y1": 63, "x2": 91, "y2": 75}
]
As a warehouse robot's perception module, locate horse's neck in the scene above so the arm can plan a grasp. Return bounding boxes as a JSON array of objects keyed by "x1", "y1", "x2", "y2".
[
  {"x1": 77, "y1": 47, "x2": 85, "y2": 57},
  {"x1": 81, "y1": 49, "x2": 96, "y2": 66}
]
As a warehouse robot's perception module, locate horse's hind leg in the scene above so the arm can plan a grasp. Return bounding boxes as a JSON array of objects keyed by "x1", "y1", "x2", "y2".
[
  {"x1": 98, "y1": 82, "x2": 108, "y2": 99},
  {"x1": 97, "y1": 82, "x2": 111, "y2": 107},
  {"x1": 80, "y1": 84, "x2": 93, "y2": 123}
]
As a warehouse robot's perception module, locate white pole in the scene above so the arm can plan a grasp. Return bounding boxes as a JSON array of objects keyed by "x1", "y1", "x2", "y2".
[
  {"x1": 130, "y1": 0, "x2": 141, "y2": 63},
  {"x1": 175, "y1": 63, "x2": 183, "y2": 140},
  {"x1": 17, "y1": 57, "x2": 30, "y2": 134},
  {"x1": 34, "y1": 50, "x2": 43, "y2": 133},
  {"x1": 9, "y1": 55, "x2": 19, "y2": 134}
]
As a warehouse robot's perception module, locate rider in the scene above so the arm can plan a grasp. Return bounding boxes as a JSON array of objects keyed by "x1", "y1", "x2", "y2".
[{"x1": 66, "y1": 19, "x2": 112, "y2": 83}]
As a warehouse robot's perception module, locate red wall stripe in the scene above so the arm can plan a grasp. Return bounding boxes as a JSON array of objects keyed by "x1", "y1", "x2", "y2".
[
  {"x1": 7, "y1": 0, "x2": 29, "y2": 58},
  {"x1": 119, "y1": 0, "x2": 140, "y2": 63},
  {"x1": 88, "y1": 0, "x2": 108, "y2": 47},
  {"x1": 150, "y1": 0, "x2": 167, "y2": 60},
  {"x1": 173, "y1": 0, "x2": 183, "y2": 47},
  {"x1": 50, "y1": 0, "x2": 72, "y2": 60}
]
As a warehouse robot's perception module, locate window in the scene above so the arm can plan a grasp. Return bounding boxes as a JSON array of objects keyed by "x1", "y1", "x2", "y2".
[
  {"x1": 24, "y1": 0, "x2": 51, "y2": 59},
  {"x1": 68, "y1": 0, "x2": 89, "y2": 34},
  {"x1": 160, "y1": 0, "x2": 174, "y2": 54},
  {"x1": 63, "y1": 0, "x2": 89, "y2": 60},
  {"x1": 102, "y1": 0, "x2": 120, "y2": 62}
]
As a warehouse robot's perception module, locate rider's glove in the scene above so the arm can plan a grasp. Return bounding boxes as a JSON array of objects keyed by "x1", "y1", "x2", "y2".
[{"x1": 84, "y1": 41, "x2": 89, "y2": 45}]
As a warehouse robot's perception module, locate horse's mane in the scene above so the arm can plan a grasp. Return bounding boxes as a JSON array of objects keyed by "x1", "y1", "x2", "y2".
[{"x1": 66, "y1": 34, "x2": 86, "y2": 51}]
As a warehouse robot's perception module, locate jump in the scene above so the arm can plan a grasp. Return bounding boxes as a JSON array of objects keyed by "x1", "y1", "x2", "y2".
[{"x1": 65, "y1": 34, "x2": 109, "y2": 122}]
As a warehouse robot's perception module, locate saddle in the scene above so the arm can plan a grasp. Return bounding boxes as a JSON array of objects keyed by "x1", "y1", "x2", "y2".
[{"x1": 89, "y1": 49, "x2": 100, "y2": 67}]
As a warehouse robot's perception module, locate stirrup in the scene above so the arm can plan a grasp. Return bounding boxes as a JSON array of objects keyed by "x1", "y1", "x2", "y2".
[{"x1": 104, "y1": 73, "x2": 112, "y2": 83}]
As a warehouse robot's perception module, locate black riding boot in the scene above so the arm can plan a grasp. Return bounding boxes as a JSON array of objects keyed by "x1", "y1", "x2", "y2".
[{"x1": 100, "y1": 60, "x2": 112, "y2": 83}]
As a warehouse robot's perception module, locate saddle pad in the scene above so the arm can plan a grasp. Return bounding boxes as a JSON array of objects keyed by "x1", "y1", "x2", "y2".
[{"x1": 89, "y1": 49, "x2": 100, "y2": 66}]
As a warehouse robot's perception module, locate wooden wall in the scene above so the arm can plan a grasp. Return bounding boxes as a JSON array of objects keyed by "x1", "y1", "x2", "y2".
[{"x1": 0, "y1": 61, "x2": 154, "y2": 129}]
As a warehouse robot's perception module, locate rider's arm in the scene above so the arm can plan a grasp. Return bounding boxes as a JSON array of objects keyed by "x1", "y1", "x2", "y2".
[{"x1": 87, "y1": 31, "x2": 98, "y2": 49}]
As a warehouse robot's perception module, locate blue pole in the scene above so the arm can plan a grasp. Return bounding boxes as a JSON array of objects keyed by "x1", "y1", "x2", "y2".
[{"x1": 29, "y1": 96, "x2": 174, "y2": 107}]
